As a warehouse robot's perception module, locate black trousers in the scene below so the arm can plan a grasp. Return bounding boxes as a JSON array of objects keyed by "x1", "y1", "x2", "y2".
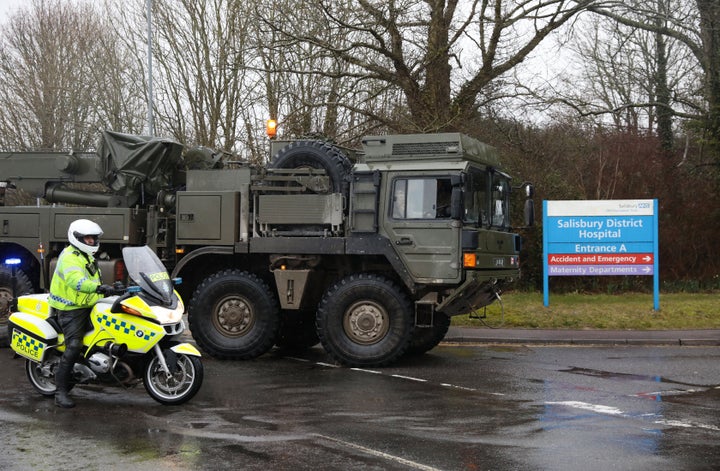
[{"x1": 55, "y1": 307, "x2": 91, "y2": 392}]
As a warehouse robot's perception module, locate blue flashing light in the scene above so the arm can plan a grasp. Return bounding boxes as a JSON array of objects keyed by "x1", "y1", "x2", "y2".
[{"x1": 4, "y1": 258, "x2": 21, "y2": 266}]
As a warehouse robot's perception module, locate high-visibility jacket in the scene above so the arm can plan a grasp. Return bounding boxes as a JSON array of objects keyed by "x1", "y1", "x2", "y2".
[{"x1": 48, "y1": 245, "x2": 102, "y2": 311}]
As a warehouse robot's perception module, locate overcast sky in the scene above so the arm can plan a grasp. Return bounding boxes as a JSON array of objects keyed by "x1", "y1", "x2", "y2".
[{"x1": 0, "y1": 0, "x2": 24, "y2": 20}]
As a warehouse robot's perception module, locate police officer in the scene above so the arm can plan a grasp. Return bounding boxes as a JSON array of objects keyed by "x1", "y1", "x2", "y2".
[{"x1": 49, "y1": 219, "x2": 114, "y2": 408}]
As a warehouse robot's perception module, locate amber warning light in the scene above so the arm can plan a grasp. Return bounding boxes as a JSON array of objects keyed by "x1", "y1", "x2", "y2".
[{"x1": 266, "y1": 119, "x2": 277, "y2": 139}]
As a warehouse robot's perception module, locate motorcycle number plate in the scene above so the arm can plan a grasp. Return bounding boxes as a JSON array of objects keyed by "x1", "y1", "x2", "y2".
[{"x1": 11, "y1": 329, "x2": 47, "y2": 362}]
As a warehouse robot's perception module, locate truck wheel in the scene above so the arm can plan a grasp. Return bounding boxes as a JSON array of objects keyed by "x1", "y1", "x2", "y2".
[
  {"x1": 275, "y1": 309, "x2": 319, "y2": 351},
  {"x1": 269, "y1": 140, "x2": 352, "y2": 194},
  {"x1": 404, "y1": 314, "x2": 451, "y2": 356},
  {"x1": 0, "y1": 267, "x2": 33, "y2": 347},
  {"x1": 317, "y1": 274, "x2": 413, "y2": 367},
  {"x1": 188, "y1": 270, "x2": 280, "y2": 360}
]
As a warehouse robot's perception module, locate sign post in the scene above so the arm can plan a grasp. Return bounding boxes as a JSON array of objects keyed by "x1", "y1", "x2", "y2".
[{"x1": 543, "y1": 199, "x2": 659, "y2": 310}]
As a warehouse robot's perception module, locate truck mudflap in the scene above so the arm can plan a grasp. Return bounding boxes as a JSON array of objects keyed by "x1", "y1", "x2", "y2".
[
  {"x1": 436, "y1": 273, "x2": 500, "y2": 317},
  {"x1": 8, "y1": 311, "x2": 59, "y2": 362}
]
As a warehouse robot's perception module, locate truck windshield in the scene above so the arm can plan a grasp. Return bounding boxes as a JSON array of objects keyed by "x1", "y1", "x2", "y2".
[{"x1": 463, "y1": 168, "x2": 511, "y2": 229}]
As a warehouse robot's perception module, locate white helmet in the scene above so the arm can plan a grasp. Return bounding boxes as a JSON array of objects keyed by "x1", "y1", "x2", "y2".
[{"x1": 68, "y1": 219, "x2": 104, "y2": 256}]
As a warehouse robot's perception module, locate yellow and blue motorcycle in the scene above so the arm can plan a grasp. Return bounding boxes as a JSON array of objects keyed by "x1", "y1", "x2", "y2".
[{"x1": 7, "y1": 246, "x2": 203, "y2": 405}]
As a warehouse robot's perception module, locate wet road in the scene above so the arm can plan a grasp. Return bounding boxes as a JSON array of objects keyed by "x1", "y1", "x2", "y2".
[{"x1": 1, "y1": 344, "x2": 719, "y2": 470}]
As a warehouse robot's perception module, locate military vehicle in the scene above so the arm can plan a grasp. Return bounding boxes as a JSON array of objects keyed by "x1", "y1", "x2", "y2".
[{"x1": 0, "y1": 130, "x2": 533, "y2": 366}]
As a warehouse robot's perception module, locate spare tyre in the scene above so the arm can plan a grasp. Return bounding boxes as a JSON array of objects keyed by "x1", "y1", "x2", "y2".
[{"x1": 269, "y1": 140, "x2": 352, "y2": 195}]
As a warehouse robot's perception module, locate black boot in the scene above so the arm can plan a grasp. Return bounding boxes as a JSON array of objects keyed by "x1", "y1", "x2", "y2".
[
  {"x1": 54, "y1": 357, "x2": 75, "y2": 409},
  {"x1": 55, "y1": 389, "x2": 75, "y2": 408}
]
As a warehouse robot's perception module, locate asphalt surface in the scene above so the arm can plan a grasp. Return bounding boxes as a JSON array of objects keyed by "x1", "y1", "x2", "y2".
[{"x1": 445, "y1": 326, "x2": 720, "y2": 346}]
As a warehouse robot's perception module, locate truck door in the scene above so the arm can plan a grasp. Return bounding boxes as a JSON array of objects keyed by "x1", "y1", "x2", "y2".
[{"x1": 382, "y1": 176, "x2": 461, "y2": 283}]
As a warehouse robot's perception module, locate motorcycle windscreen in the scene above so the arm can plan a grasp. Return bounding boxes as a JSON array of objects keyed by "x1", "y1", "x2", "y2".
[{"x1": 121, "y1": 246, "x2": 174, "y2": 305}]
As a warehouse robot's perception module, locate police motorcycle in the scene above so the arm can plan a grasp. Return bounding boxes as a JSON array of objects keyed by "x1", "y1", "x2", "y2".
[{"x1": 7, "y1": 246, "x2": 203, "y2": 405}]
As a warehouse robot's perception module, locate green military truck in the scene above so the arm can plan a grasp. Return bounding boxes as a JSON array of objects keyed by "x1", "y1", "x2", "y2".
[{"x1": 0, "y1": 130, "x2": 533, "y2": 366}]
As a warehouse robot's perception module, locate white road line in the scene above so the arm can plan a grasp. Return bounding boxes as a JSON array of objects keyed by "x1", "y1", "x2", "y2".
[
  {"x1": 440, "y1": 383, "x2": 477, "y2": 392},
  {"x1": 391, "y1": 374, "x2": 428, "y2": 382},
  {"x1": 350, "y1": 367, "x2": 382, "y2": 374},
  {"x1": 546, "y1": 401, "x2": 623, "y2": 415},
  {"x1": 284, "y1": 356, "x2": 310, "y2": 362},
  {"x1": 293, "y1": 358, "x2": 497, "y2": 395},
  {"x1": 547, "y1": 401, "x2": 720, "y2": 432},
  {"x1": 636, "y1": 389, "x2": 703, "y2": 398},
  {"x1": 314, "y1": 433, "x2": 443, "y2": 471},
  {"x1": 653, "y1": 419, "x2": 720, "y2": 431}
]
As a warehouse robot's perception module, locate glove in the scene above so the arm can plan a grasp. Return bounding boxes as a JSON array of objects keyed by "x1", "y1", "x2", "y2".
[{"x1": 96, "y1": 284, "x2": 114, "y2": 295}]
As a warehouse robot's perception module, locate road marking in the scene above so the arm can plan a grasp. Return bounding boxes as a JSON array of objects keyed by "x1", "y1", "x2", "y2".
[
  {"x1": 391, "y1": 374, "x2": 427, "y2": 382},
  {"x1": 653, "y1": 419, "x2": 720, "y2": 431},
  {"x1": 546, "y1": 401, "x2": 623, "y2": 415},
  {"x1": 288, "y1": 357, "x2": 502, "y2": 395},
  {"x1": 164, "y1": 426, "x2": 307, "y2": 442},
  {"x1": 440, "y1": 383, "x2": 477, "y2": 392},
  {"x1": 284, "y1": 356, "x2": 310, "y2": 362},
  {"x1": 546, "y1": 401, "x2": 720, "y2": 432},
  {"x1": 314, "y1": 433, "x2": 442, "y2": 471},
  {"x1": 636, "y1": 388, "x2": 703, "y2": 398},
  {"x1": 351, "y1": 367, "x2": 382, "y2": 374}
]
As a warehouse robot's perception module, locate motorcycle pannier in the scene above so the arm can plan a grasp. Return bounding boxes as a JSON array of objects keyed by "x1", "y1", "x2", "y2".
[{"x1": 8, "y1": 312, "x2": 59, "y2": 362}]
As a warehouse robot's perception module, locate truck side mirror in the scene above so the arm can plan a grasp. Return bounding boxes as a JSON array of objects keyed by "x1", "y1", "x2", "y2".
[
  {"x1": 524, "y1": 198, "x2": 535, "y2": 227},
  {"x1": 523, "y1": 183, "x2": 535, "y2": 226}
]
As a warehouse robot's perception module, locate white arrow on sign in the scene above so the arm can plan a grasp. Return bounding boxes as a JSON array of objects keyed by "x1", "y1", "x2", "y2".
[
  {"x1": 643, "y1": 255, "x2": 652, "y2": 262},
  {"x1": 643, "y1": 267, "x2": 652, "y2": 273}
]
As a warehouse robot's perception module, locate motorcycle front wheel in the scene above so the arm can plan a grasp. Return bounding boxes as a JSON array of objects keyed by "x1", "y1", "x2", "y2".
[{"x1": 144, "y1": 352, "x2": 203, "y2": 405}]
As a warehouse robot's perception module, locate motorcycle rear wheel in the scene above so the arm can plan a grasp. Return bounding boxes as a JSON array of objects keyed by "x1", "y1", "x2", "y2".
[
  {"x1": 25, "y1": 355, "x2": 60, "y2": 397},
  {"x1": 144, "y1": 353, "x2": 203, "y2": 405}
]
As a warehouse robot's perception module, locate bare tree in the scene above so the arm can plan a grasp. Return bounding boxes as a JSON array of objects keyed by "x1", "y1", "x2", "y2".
[
  {"x1": 261, "y1": 0, "x2": 609, "y2": 133},
  {"x1": 251, "y1": 0, "x2": 395, "y2": 146},
  {"x1": 588, "y1": 0, "x2": 720, "y2": 164},
  {"x1": 0, "y1": 0, "x2": 144, "y2": 151},
  {"x1": 148, "y1": 0, "x2": 262, "y2": 153},
  {"x1": 550, "y1": 9, "x2": 695, "y2": 137}
]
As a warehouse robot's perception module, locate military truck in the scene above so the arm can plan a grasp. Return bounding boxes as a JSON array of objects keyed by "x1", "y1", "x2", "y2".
[{"x1": 0, "y1": 130, "x2": 533, "y2": 366}]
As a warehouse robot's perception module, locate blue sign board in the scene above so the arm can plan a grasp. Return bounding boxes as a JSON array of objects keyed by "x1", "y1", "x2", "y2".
[{"x1": 543, "y1": 199, "x2": 659, "y2": 310}]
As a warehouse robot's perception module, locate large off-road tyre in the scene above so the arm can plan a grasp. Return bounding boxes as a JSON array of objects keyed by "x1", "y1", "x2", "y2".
[
  {"x1": 275, "y1": 309, "x2": 319, "y2": 351},
  {"x1": 268, "y1": 140, "x2": 352, "y2": 194},
  {"x1": 316, "y1": 274, "x2": 413, "y2": 367},
  {"x1": 0, "y1": 267, "x2": 33, "y2": 347},
  {"x1": 188, "y1": 270, "x2": 280, "y2": 360},
  {"x1": 144, "y1": 352, "x2": 203, "y2": 405},
  {"x1": 26, "y1": 354, "x2": 61, "y2": 397},
  {"x1": 404, "y1": 313, "x2": 451, "y2": 356}
]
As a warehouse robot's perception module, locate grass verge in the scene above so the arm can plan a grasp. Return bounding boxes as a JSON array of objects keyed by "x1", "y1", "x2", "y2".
[{"x1": 451, "y1": 291, "x2": 720, "y2": 330}]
